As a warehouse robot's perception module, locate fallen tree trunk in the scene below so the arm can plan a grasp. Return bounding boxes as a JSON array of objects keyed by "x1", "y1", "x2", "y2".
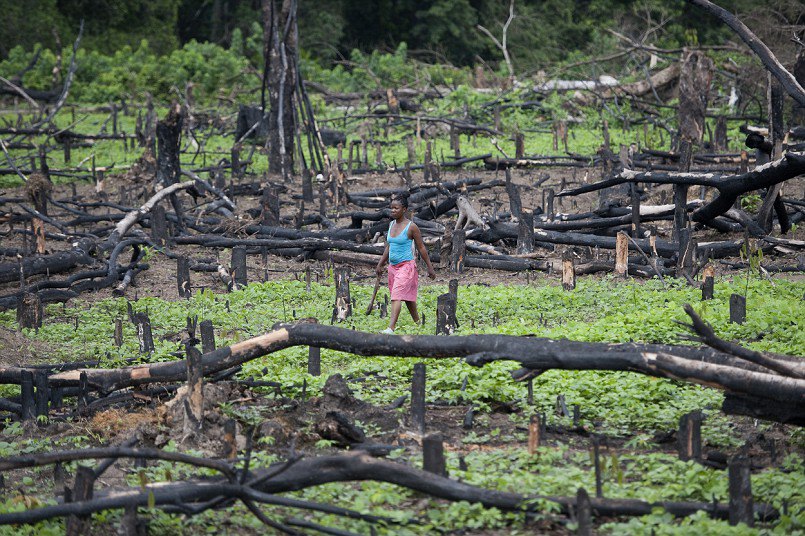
[
  {"x1": 0, "y1": 451, "x2": 778, "y2": 526},
  {"x1": 557, "y1": 152, "x2": 805, "y2": 224},
  {"x1": 681, "y1": 304, "x2": 805, "y2": 379},
  {"x1": 15, "y1": 322, "x2": 799, "y2": 410},
  {"x1": 0, "y1": 237, "x2": 96, "y2": 285},
  {"x1": 469, "y1": 223, "x2": 679, "y2": 258}
]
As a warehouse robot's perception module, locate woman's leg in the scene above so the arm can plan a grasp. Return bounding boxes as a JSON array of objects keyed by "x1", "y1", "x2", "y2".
[
  {"x1": 389, "y1": 300, "x2": 403, "y2": 330},
  {"x1": 404, "y1": 300, "x2": 419, "y2": 323}
]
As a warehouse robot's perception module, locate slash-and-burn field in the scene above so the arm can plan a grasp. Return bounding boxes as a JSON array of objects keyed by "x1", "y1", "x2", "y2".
[
  {"x1": 1, "y1": 3, "x2": 805, "y2": 526},
  {"x1": 0, "y1": 158, "x2": 803, "y2": 534}
]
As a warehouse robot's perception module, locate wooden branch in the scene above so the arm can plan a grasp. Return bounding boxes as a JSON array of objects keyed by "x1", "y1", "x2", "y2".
[
  {"x1": 0, "y1": 75, "x2": 42, "y2": 110},
  {"x1": 686, "y1": 0, "x2": 805, "y2": 107},
  {"x1": 36, "y1": 20, "x2": 83, "y2": 128},
  {"x1": 476, "y1": 0, "x2": 516, "y2": 81},
  {"x1": 0, "y1": 144, "x2": 28, "y2": 186},
  {"x1": 105, "y1": 181, "x2": 195, "y2": 248},
  {"x1": 558, "y1": 152, "x2": 805, "y2": 223},
  {"x1": 648, "y1": 351, "x2": 804, "y2": 402},
  {"x1": 681, "y1": 304, "x2": 805, "y2": 378},
  {"x1": 19, "y1": 322, "x2": 799, "y2": 406},
  {"x1": 0, "y1": 447, "x2": 235, "y2": 479},
  {"x1": 0, "y1": 237, "x2": 95, "y2": 285},
  {"x1": 0, "y1": 452, "x2": 778, "y2": 527}
]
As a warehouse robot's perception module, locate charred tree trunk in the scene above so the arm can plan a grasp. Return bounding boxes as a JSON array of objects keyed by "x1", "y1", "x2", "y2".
[
  {"x1": 675, "y1": 49, "x2": 713, "y2": 240},
  {"x1": 156, "y1": 104, "x2": 185, "y2": 233},
  {"x1": 263, "y1": 0, "x2": 297, "y2": 179}
]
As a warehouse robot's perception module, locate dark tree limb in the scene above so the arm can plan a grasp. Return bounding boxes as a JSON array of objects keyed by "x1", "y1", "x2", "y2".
[
  {"x1": 0, "y1": 237, "x2": 96, "y2": 285},
  {"x1": 0, "y1": 452, "x2": 777, "y2": 526},
  {"x1": 23, "y1": 322, "x2": 802, "y2": 405},
  {"x1": 35, "y1": 20, "x2": 84, "y2": 128},
  {"x1": 681, "y1": 304, "x2": 805, "y2": 379},
  {"x1": 103, "y1": 181, "x2": 196, "y2": 250},
  {"x1": 686, "y1": 0, "x2": 805, "y2": 107},
  {"x1": 557, "y1": 152, "x2": 805, "y2": 223},
  {"x1": 0, "y1": 447, "x2": 235, "y2": 480}
]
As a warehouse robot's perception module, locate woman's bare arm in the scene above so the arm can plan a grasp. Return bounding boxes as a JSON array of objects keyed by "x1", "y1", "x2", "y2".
[
  {"x1": 376, "y1": 243, "x2": 390, "y2": 275},
  {"x1": 410, "y1": 223, "x2": 436, "y2": 279}
]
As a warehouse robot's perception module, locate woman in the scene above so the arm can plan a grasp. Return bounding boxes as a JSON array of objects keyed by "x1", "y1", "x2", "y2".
[{"x1": 376, "y1": 194, "x2": 436, "y2": 333}]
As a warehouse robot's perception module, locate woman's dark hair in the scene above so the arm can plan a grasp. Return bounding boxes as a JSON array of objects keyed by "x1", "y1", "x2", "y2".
[{"x1": 391, "y1": 193, "x2": 410, "y2": 209}]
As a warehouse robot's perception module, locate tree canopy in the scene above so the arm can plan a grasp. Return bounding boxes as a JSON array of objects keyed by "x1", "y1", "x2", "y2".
[{"x1": 3, "y1": 0, "x2": 787, "y2": 73}]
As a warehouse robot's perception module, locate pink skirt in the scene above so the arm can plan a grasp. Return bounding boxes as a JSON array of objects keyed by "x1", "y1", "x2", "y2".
[{"x1": 388, "y1": 260, "x2": 418, "y2": 302}]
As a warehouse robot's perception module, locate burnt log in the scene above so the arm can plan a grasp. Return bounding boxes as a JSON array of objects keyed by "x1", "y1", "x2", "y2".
[
  {"x1": 557, "y1": 152, "x2": 805, "y2": 224},
  {"x1": 0, "y1": 451, "x2": 779, "y2": 527},
  {"x1": 15, "y1": 322, "x2": 798, "y2": 421},
  {"x1": 0, "y1": 238, "x2": 95, "y2": 285}
]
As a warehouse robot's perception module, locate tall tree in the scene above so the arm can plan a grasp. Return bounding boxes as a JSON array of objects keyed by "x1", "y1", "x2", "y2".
[{"x1": 262, "y1": 0, "x2": 297, "y2": 179}]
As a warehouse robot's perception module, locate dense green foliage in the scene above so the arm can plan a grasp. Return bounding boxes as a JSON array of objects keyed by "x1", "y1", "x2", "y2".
[{"x1": 1, "y1": 0, "x2": 779, "y2": 69}]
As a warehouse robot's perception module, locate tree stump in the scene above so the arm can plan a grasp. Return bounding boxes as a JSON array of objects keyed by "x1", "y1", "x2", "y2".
[
  {"x1": 150, "y1": 204, "x2": 168, "y2": 247},
  {"x1": 231, "y1": 247, "x2": 248, "y2": 290},
  {"x1": 615, "y1": 232, "x2": 629, "y2": 278},
  {"x1": 176, "y1": 256, "x2": 191, "y2": 298},
  {"x1": 677, "y1": 410, "x2": 703, "y2": 461},
  {"x1": 16, "y1": 292, "x2": 42, "y2": 330},
  {"x1": 562, "y1": 249, "x2": 576, "y2": 291},
  {"x1": 576, "y1": 488, "x2": 593, "y2": 536},
  {"x1": 133, "y1": 312, "x2": 155, "y2": 354},
  {"x1": 34, "y1": 371, "x2": 49, "y2": 421},
  {"x1": 730, "y1": 294, "x2": 746, "y2": 324},
  {"x1": 516, "y1": 210, "x2": 534, "y2": 255},
  {"x1": 423, "y1": 433, "x2": 447, "y2": 476},
  {"x1": 528, "y1": 413, "x2": 541, "y2": 454},
  {"x1": 411, "y1": 363, "x2": 426, "y2": 434},
  {"x1": 728, "y1": 456, "x2": 754, "y2": 527},
  {"x1": 261, "y1": 185, "x2": 281, "y2": 226},
  {"x1": 308, "y1": 346, "x2": 321, "y2": 376},
  {"x1": 514, "y1": 132, "x2": 525, "y2": 159},
  {"x1": 65, "y1": 466, "x2": 95, "y2": 536},
  {"x1": 451, "y1": 229, "x2": 466, "y2": 273},
  {"x1": 436, "y1": 293, "x2": 457, "y2": 335},
  {"x1": 20, "y1": 370, "x2": 34, "y2": 422},
  {"x1": 183, "y1": 343, "x2": 204, "y2": 438},
  {"x1": 677, "y1": 227, "x2": 696, "y2": 277},
  {"x1": 333, "y1": 267, "x2": 352, "y2": 321},
  {"x1": 199, "y1": 320, "x2": 216, "y2": 353},
  {"x1": 505, "y1": 169, "x2": 522, "y2": 219}
]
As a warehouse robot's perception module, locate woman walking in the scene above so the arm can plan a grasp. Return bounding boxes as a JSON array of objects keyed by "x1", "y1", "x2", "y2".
[{"x1": 376, "y1": 194, "x2": 436, "y2": 333}]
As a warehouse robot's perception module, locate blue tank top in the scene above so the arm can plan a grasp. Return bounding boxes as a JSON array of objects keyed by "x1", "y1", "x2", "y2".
[{"x1": 387, "y1": 221, "x2": 414, "y2": 265}]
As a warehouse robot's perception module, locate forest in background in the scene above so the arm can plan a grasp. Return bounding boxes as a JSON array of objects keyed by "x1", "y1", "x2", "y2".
[{"x1": 1, "y1": 0, "x2": 803, "y2": 107}]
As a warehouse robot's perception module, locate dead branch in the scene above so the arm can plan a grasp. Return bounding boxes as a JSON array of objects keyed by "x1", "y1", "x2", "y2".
[
  {"x1": 105, "y1": 181, "x2": 196, "y2": 248},
  {"x1": 7, "y1": 322, "x2": 794, "y2": 407},
  {"x1": 35, "y1": 20, "x2": 84, "y2": 128},
  {"x1": 476, "y1": 0, "x2": 516, "y2": 82},
  {"x1": 557, "y1": 152, "x2": 805, "y2": 223},
  {"x1": 0, "y1": 447, "x2": 235, "y2": 479},
  {"x1": 0, "y1": 75, "x2": 42, "y2": 110},
  {"x1": 0, "y1": 452, "x2": 778, "y2": 526},
  {"x1": 681, "y1": 304, "x2": 805, "y2": 378},
  {"x1": 686, "y1": 0, "x2": 805, "y2": 107}
]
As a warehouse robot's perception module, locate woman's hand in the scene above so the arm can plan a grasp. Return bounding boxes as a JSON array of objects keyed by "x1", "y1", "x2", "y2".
[
  {"x1": 427, "y1": 267, "x2": 436, "y2": 280},
  {"x1": 376, "y1": 263, "x2": 385, "y2": 276}
]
